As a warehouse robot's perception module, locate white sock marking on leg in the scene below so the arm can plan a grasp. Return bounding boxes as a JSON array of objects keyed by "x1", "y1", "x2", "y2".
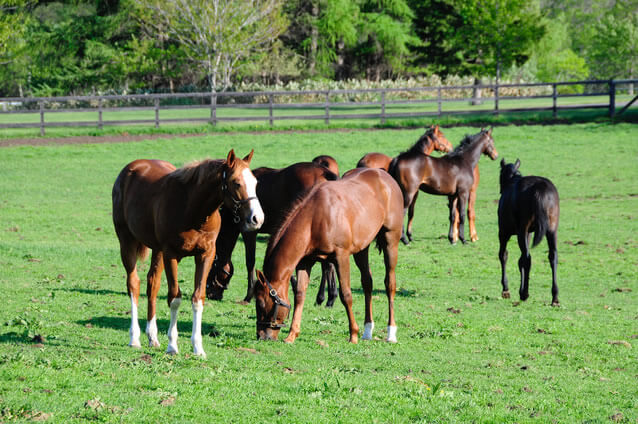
[
  {"x1": 146, "y1": 316, "x2": 159, "y2": 347},
  {"x1": 129, "y1": 296, "x2": 141, "y2": 348},
  {"x1": 166, "y1": 297, "x2": 181, "y2": 354},
  {"x1": 362, "y1": 322, "x2": 375, "y2": 340},
  {"x1": 386, "y1": 325, "x2": 397, "y2": 343},
  {"x1": 191, "y1": 300, "x2": 206, "y2": 357}
]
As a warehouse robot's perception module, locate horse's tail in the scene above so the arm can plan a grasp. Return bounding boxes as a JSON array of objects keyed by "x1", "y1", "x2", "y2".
[{"x1": 532, "y1": 191, "x2": 550, "y2": 248}]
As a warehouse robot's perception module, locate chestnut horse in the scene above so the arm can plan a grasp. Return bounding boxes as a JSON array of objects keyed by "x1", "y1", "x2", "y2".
[
  {"x1": 312, "y1": 155, "x2": 340, "y2": 176},
  {"x1": 498, "y1": 159, "x2": 560, "y2": 306},
  {"x1": 389, "y1": 128, "x2": 498, "y2": 245},
  {"x1": 254, "y1": 168, "x2": 404, "y2": 344},
  {"x1": 356, "y1": 125, "x2": 451, "y2": 171},
  {"x1": 206, "y1": 161, "x2": 339, "y2": 305},
  {"x1": 112, "y1": 150, "x2": 264, "y2": 357}
]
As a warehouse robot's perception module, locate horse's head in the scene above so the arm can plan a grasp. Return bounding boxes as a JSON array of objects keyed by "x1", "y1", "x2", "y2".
[
  {"x1": 499, "y1": 158, "x2": 521, "y2": 191},
  {"x1": 431, "y1": 125, "x2": 453, "y2": 153},
  {"x1": 222, "y1": 149, "x2": 265, "y2": 232},
  {"x1": 254, "y1": 270, "x2": 291, "y2": 341},
  {"x1": 480, "y1": 127, "x2": 499, "y2": 160},
  {"x1": 206, "y1": 258, "x2": 234, "y2": 300}
]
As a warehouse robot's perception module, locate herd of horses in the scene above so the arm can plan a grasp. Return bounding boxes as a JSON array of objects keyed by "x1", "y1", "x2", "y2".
[{"x1": 112, "y1": 126, "x2": 560, "y2": 357}]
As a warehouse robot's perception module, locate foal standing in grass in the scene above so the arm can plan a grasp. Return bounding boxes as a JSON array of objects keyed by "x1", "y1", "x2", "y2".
[
  {"x1": 498, "y1": 159, "x2": 560, "y2": 306},
  {"x1": 112, "y1": 150, "x2": 264, "y2": 357}
]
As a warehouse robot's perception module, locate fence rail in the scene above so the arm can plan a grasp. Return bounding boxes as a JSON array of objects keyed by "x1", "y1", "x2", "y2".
[{"x1": 0, "y1": 79, "x2": 636, "y2": 135}]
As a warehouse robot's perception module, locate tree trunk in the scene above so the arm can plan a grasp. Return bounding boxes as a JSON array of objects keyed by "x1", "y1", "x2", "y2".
[{"x1": 471, "y1": 77, "x2": 483, "y2": 106}]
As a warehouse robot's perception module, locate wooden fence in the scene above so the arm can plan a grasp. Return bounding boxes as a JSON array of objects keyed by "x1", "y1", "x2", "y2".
[{"x1": 0, "y1": 79, "x2": 636, "y2": 135}]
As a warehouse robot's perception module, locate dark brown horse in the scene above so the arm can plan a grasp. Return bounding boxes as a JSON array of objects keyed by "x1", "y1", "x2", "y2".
[
  {"x1": 112, "y1": 150, "x2": 264, "y2": 357},
  {"x1": 357, "y1": 125, "x2": 451, "y2": 172},
  {"x1": 390, "y1": 128, "x2": 498, "y2": 245},
  {"x1": 206, "y1": 161, "x2": 339, "y2": 305},
  {"x1": 254, "y1": 168, "x2": 404, "y2": 344},
  {"x1": 498, "y1": 159, "x2": 560, "y2": 306}
]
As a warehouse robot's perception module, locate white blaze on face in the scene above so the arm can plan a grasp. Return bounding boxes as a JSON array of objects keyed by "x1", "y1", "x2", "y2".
[{"x1": 241, "y1": 168, "x2": 264, "y2": 230}]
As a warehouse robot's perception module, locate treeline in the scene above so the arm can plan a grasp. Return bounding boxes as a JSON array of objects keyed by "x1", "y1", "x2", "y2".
[{"x1": 0, "y1": 0, "x2": 636, "y2": 97}]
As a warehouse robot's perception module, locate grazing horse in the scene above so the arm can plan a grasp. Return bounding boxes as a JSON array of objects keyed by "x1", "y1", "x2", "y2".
[
  {"x1": 206, "y1": 162, "x2": 339, "y2": 306},
  {"x1": 498, "y1": 159, "x2": 560, "y2": 306},
  {"x1": 254, "y1": 168, "x2": 404, "y2": 344},
  {"x1": 112, "y1": 150, "x2": 264, "y2": 357},
  {"x1": 390, "y1": 128, "x2": 498, "y2": 245},
  {"x1": 356, "y1": 125, "x2": 451, "y2": 172},
  {"x1": 312, "y1": 155, "x2": 340, "y2": 176}
]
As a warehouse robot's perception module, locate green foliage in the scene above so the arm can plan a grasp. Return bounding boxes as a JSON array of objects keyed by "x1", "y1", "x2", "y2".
[
  {"x1": 589, "y1": 12, "x2": 638, "y2": 79},
  {"x1": 0, "y1": 124, "x2": 637, "y2": 422}
]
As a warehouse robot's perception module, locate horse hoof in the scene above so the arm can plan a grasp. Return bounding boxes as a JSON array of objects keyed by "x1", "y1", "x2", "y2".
[
  {"x1": 551, "y1": 301, "x2": 560, "y2": 307},
  {"x1": 166, "y1": 346, "x2": 178, "y2": 355},
  {"x1": 502, "y1": 291, "x2": 510, "y2": 299},
  {"x1": 401, "y1": 237, "x2": 410, "y2": 246},
  {"x1": 238, "y1": 300, "x2": 250, "y2": 306},
  {"x1": 149, "y1": 340, "x2": 161, "y2": 348},
  {"x1": 129, "y1": 342, "x2": 142, "y2": 349},
  {"x1": 283, "y1": 336, "x2": 296, "y2": 344}
]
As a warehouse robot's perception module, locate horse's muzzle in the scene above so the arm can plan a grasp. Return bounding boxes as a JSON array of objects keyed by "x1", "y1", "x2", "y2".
[{"x1": 257, "y1": 327, "x2": 280, "y2": 341}]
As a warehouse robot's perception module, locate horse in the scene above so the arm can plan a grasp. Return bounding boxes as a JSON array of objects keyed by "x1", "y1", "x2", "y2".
[
  {"x1": 206, "y1": 161, "x2": 339, "y2": 306},
  {"x1": 389, "y1": 128, "x2": 498, "y2": 245},
  {"x1": 356, "y1": 125, "x2": 452, "y2": 172},
  {"x1": 498, "y1": 159, "x2": 560, "y2": 306},
  {"x1": 254, "y1": 167, "x2": 404, "y2": 344},
  {"x1": 312, "y1": 155, "x2": 340, "y2": 176},
  {"x1": 112, "y1": 150, "x2": 264, "y2": 357}
]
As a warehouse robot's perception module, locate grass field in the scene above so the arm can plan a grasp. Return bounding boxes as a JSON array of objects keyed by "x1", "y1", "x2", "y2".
[{"x1": 0, "y1": 123, "x2": 636, "y2": 422}]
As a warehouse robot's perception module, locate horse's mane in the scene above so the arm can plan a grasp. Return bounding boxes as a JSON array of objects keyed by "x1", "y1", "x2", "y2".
[
  {"x1": 447, "y1": 130, "x2": 486, "y2": 158},
  {"x1": 266, "y1": 184, "x2": 320, "y2": 257},
  {"x1": 398, "y1": 127, "x2": 436, "y2": 157},
  {"x1": 169, "y1": 159, "x2": 224, "y2": 185}
]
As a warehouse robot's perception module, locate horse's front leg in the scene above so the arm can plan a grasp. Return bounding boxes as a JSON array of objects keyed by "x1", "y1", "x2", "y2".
[
  {"x1": 406, "y1": 192, "x2": 419, "y2": 242},
  {"x1": 335, "y1": 253, "x2": 359, "y2": 343},
  {"x1": 353, "y1": 248, "x2": 373, "y2": 340},
  {"x1": 146, "y1": 250, "x2": 164, "y2": 347},
  {"x1": 382, "y1": 230, "x2": 400, "y2": 342},
  {"x1": 498, "y1": 231, "x2": 511, "y2": 298},
  {"x1": 285, "y1": 264, "x2": 311, "y2": 344},
  {"x1": 242, "y1": 231, "x2": 258, "y2": 303},
  {"x1": 191, "y1": 252, "x2": 215, "y2": 357},
  {"x1": 468, "y1": 166, "x2": 480, "y2": 242},
  {"x1": 456, "y1": 192, "x2": 468, "y2": 244},
  {"x1": 164, "y1": 256, "x2": 182, "y2": 355},
  {"x1": 401, "y1": 188, "x2": 418, "y2": 245}
]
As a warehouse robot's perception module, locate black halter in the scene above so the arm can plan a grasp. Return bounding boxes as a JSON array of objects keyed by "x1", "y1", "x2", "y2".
[
  {"x1": 257, "y1": 279, "x2": 291, "y2": 329},
  {"x1": 221, "y1": 170, "x2": 258, "y2": 224}
]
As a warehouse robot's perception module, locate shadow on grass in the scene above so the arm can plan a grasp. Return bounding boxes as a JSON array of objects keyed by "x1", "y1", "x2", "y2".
[{"x1": 78, "y1": 316, "x2": 251, "y2": 334}]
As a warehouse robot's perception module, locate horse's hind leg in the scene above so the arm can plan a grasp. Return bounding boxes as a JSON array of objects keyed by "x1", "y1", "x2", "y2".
[
  {"x1": 448, "y1": 196, "x2": 459, "y2": 244},
  {"x1": 381, "y1": 231, "x2": 400, "y2": 342},
  {"x1": 242, "y1": 231, "x2": 257, "y2": 303},
  {"x1": 118, "y1": 236, "x2": 144, "y2": 348},
  {"x1": 517, "y1": 232, "x2": 532, "y2": 301},
  {"x1": 467, "y1": 182, "x2": 478, "y2": 242},
  {"x1": 353, "y1": 248, "x2": 374, "y2": 340},
  {"x1": 145, "y1": 250, "x2": 164, "y2": 347},
  {"x1": 334, "y1": 252, "x2": 359, "y2": 343},
  {"x1": 316, "y1": 261, "x2": 337, "y2": 307},
  {"x1": 498, "y1": 232, "x2": 511, "y2": 299},
  {"x1": 547, "y1": 231, "x2": 559, "y2": 306}
]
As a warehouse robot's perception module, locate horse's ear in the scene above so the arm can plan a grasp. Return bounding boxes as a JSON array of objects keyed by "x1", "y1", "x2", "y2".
[
  {"x1": 243, "y1": 149, "x2": 254, "y2": 165},
  {"x1": 514, "y1": 158, "x2": 521, "y2": 169},
  {"x1": 487, "y1": 127, "x2": 493, "y2": 135},
  {"x1": 500, "y1": 158, "x2": 506, "y2": 168},
  {"x1": 226, "y1": 149, "x2": 237, "y2": 168},
  {"x1": 256, "y1": 270, "x2": 267, "y2": 286}
]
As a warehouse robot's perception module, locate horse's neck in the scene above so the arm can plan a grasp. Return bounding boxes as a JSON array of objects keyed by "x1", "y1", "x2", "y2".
[
  {"x1": 465, "y1": 137, "x2": 486, "y2": 169},
  {"x1": 184, "y1": 172, "x2": 225, "y2": 215},
  {"x1": 266, "y1": 222, "x2": 311, "y2": 283},
  {"x1": 413, "y1": 136, "x2": 433, "y2": 155}
]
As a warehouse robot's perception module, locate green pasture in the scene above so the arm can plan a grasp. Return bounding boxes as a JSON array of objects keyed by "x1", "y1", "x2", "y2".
[{"x1": 0, "y1": 123, "x2": 636, "y2": 422}]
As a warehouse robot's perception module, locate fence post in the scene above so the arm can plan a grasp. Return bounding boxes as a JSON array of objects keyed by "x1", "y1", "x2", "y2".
[
  {"x1": 210, "y1": 93, "x2": 217, "y2": 126},
  {"x1": 494, "y1": 82, "x2": 499, "y2": 115},
  {"x1": 39, "y1": 100, "x2": 45, "y2": 136},
  {"x1": 324, "y1": 91, "x2": 330, "y2": 125},
  {"x1": 269, "y1": 94, "x2": 274, "y2": 127},
  {"x1": 380, "y1": 91, "x2": 386, "y2": 125},
  {"x1": 154, "y1": 97, "x2": 160, "y2": 128},
  {"x1": 552, "y1": 84, "x2": 557, "y2": 118},
  {"x1": 437, "y1": 87, "x2": 442, "y2": 116},
  {"x1": 609, "y1": 79, "x2": 616, "y2": 117},
  {"x1": 98, "y1": 97, "x2": 103, "y2": 130}
]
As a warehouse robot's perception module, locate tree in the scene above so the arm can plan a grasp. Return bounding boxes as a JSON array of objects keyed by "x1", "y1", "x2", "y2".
[
  {"x1": 589, "y1": 12, "x2": 638, "y2": 82},
  {"x1": 135, "y1": 0, "x2": 287, "y2": 92}
]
